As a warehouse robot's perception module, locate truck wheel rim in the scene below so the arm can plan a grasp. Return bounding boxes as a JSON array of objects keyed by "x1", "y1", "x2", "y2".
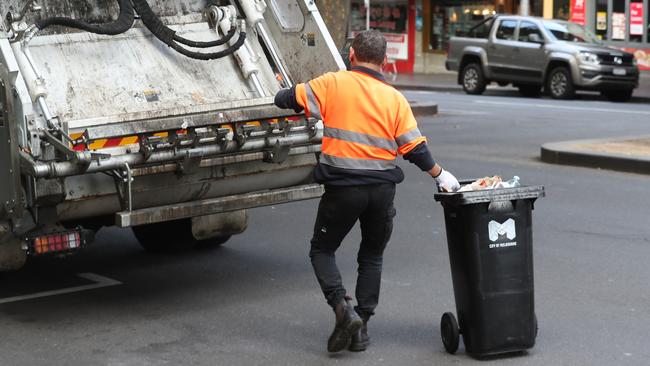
[
  {"x1": 551, "y1": 73, "x2": 567, "y2": 96},
  {"x1": 464, "y1": 68, "x2": 478, "y2": 90}
]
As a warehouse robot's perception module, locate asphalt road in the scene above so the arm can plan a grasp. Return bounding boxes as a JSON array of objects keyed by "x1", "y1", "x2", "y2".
[{"x1": 2, "y1": 90, "x2": 650, "y2": 366}]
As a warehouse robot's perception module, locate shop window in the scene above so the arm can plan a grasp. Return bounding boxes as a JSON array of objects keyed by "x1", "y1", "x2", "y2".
[
  {"x1": 594, "y1": 0, "x2": 608, "y2": 40},
  {"x1": 351, "y1": 0, "x2": 408, "y2": 34},
  {"x1": 518, "y1": 21, "x2": 543, "y2": 43},
  {"x1": 553, "y1": 0, "x2": 570, "y2": 20},
  {"x1": 428, "y1": 1, "x2": 495, "y2": 52},
  {"x1": 611, "y1": 0, "x2": 626, "y2": 40},
  {"x1": 530, "y1": 0, "x2": 543, "y2": 17},
  {"x1": 496, "y1": 20, "x2": 517, "y2": 40}
]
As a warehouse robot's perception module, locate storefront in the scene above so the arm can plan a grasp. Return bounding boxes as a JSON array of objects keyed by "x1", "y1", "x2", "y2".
[
  {"x1": 412, "y1": 0, "x2": 543, "y2": 72},
  {"x1": 348, "y1": 0, "x2": 650, "y2": 73},
  {"x1": 349, "y1": 0, "x2": 417, "y2": 72},
  {"x1": 566, "y1": 0, "x2": 650, "y2": 70}
]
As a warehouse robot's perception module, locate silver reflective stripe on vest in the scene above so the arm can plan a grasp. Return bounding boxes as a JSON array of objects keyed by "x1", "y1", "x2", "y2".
[
  {"x1": 304, "y1": 83, "x2": 323, "y2": 120},
  {"x1": 395, "y1": 128, "x2": 423, "y2": 147},
  {"x1": 324, "y1": 127, "x2": 398, "y2": 152},
  {"x1": 320, "y1": 154, "x2": 397, "y2": 170}
]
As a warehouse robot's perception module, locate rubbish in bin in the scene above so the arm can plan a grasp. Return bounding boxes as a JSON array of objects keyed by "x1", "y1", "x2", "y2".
[
  {"x1": 434, "y1": 180, "x2": 544, "y2": 357},
  {"x1": 457, "y1": 176, "x2": 521, "y2": 192}
]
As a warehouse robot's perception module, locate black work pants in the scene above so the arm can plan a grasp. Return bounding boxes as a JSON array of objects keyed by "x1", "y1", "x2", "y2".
[{"x1": 309, "y1": 183, "x2": 397, "y2": 318}]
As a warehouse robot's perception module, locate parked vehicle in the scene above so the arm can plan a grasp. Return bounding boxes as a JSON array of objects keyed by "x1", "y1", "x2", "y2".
[
  {"x1": 0, "y1": 0, "x2": 344, "y2": 271},
  {"x1": 446, "y1": 15, "x2": 640, "y2": 101}
]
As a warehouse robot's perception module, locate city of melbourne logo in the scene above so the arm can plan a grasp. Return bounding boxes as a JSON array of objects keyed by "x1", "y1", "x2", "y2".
[{"x1": 488, "y1": 219, "x2": 517, "y2": 248}]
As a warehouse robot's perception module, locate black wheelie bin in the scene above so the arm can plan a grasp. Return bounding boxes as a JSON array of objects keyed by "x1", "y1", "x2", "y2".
[{"x1": 434, "y1": 180, "x2": 544, "y2": 357}]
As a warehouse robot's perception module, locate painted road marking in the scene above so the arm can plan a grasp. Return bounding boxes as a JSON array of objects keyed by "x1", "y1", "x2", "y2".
[
  {"x1": 474, "y1": 100, "x2": 650, "y2": 115},
  {"x1": 0, "y1": 273, "x2": 122, "y2": 304},
  {"x1": 439, "y1": 108, "x2": 489, "y2": 115}
]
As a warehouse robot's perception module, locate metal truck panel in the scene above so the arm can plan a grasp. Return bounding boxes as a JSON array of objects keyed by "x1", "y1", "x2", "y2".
[
  {"x1": 0, "y1": 0, "x2": 343, "y2": 269},
  {"x1": 24, "y1": 25, "x2": 279, "y2": 128},
  {"x1": 56, "y1": 152, "x2": 317, "y2": 221}
]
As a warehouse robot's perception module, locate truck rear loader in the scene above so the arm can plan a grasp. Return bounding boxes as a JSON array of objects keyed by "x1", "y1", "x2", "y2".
[{"x1": 0, "y1": 0, "x2": 343, "y2": 271}]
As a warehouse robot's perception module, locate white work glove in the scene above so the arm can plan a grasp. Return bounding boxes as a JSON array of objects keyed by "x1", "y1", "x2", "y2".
[{"x1": 435, "y1": 169, "x2": 460, "y2": 192}]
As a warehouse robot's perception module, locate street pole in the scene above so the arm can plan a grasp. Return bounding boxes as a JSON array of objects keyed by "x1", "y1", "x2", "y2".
[
  {"x1": 365, "y1": 0, "x2": 370, "y2": 30},
  {"x1": 520, "y1": 0, "x2": 530, "y2": 16}
]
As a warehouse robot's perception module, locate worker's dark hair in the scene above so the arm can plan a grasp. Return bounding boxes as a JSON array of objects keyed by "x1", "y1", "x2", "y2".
[{"x1": 351, "y1": 30, "x2": 387, "y2": 65}]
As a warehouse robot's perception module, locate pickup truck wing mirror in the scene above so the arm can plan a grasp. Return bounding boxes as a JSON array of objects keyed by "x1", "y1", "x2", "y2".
[{"x1": 528, "y1": 33, "x2": 545, "y2": 44}]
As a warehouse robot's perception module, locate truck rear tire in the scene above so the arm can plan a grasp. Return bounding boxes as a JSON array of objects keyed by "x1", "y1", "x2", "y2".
[
  {"x1": 461, "y1": 63, "x2": 486, "y2": 95},
  {"x1": 601, "y1": 89, "x2": 633, "y2": 102},
  {"x1": 132, "y1": 218, "x2": 233, "y2": 252},
  {"x1": 0, "y1": 236, "x2": 27, "y2": 272},
  {"x1": 518, "y1": 85, "x2": 542, "y2": 98},
  {"x1": 547, "y1": 67, "x2": 575, "y2": 99}
]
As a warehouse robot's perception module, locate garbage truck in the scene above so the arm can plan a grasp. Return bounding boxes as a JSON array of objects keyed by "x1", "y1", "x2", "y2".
[{"x1": 0, "y1": 0, "x2": 344, "y2": 271}]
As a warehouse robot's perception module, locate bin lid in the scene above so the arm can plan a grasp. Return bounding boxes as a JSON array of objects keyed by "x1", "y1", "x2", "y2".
[{"x1": 434, "y1": 185, "x2": 545, "y2": 206}]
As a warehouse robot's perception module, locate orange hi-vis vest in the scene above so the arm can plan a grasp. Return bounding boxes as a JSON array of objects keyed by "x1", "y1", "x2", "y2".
[{"x1": 295, "y1": 68, "x2": 426, "y2": 171}]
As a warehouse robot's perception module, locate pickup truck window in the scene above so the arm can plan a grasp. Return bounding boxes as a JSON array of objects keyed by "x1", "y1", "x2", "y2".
[
  {"x1": 542, "y1": 20, "x2": 601, "y2": 44},
  {"x1": 496, "y1": 20, "x2": 517, "y2": 41},
  {"x1": 467, "y1": 17, "x2": 494, "y2": 38},
  {"x1": 518, "y1": 21, "x2": 543, "y2": 43}
]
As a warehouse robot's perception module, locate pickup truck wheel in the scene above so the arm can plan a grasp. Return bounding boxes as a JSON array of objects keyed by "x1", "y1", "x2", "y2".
[
  {"x1": 461, "y1": 63, "x2": 486, "y2": 95},
  {"x1": 547, "y1": 67, "x2": 575, "y2": 99},
  {"x1": 601, "y1": 89, "x2": 633, "y2": 102},
  {"x1": 132, "y1": 219, "x2": 196, "y2": 252},
  {"x1": 518, "y1": 85, "x2": 542, "y2": 98}
]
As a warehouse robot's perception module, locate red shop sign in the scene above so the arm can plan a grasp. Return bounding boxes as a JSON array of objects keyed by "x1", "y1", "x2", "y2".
[
  {"x1": 630, "y1": 3, "x2": 644, "y2": 35},
  {"x1": 570, "y1": 0, "x2": 586, "y2": 25}
]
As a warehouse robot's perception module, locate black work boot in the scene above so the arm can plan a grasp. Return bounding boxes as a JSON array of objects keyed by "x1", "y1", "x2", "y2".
[
  {"x1": 327, "y1": 297, "x2": 363, "y2": 353},
  {"x1": 348, "y1": 316, "x2": 370, "y2": 352}
]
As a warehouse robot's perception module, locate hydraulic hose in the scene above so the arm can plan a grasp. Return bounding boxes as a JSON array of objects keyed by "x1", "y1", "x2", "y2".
[
  {"x1": 132, "y1": 0, "x2": 246, "y2": 60},
  {"x1": 35, "y1": 0, "x2": 135, "y2": 35},
  {"x1": 169, "y1": 31, "x2": 246, "y2": 60},
  {"x1": 173, "y1": 25, "x2": 237, "y2": 48}
]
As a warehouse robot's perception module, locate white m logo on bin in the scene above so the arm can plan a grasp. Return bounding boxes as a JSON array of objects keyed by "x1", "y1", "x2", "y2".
[{"x1": 488, "y1": 219, "x2": 516, "y2": 242}]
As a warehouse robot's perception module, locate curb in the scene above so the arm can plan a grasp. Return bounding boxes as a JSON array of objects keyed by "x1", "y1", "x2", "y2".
[
  {"x1": 540, "y1": 137, "x2": 650, "y2": 174},
  {"x1": 393, "y1": 83, "x2": 515, "y2": 93},
  {"x1": 394, "y1": 84, "x2": 461, "y2": 93},
  {"x1": 409, "y1": 102, "x2": 438, "y2": 117}
]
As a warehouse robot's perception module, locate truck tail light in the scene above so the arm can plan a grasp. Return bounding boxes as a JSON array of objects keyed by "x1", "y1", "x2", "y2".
[{"x1": 28, "y1": 230, "x2": 85, "y2": 255}]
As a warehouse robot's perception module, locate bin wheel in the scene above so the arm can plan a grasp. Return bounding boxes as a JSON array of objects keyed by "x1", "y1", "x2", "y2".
[
  {"x1": 534, "y1": 313, "x2": 539, "y2": 338},
  {"x1": 441, "y1": 312, "x2": 460, "y2": 354}
]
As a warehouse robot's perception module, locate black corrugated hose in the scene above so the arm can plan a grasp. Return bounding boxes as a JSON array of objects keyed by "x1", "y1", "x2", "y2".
[
  {"x1": 174, "y1": 24, "x2": 237, "y2": 48},
  {"x1": 35, "y1": 0, "x2": 244, "y2": 60},
  {"x1": 35, "y1": 0, "x2": 135, "y2": 35},
  {"x1": 131, "y1": 0, "x2": 246, "y2": 60}
]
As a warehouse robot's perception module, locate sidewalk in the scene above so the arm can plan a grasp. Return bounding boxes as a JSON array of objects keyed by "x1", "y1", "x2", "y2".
[
  {"x1": 541, "y1": 137, "x2": 650, "y2": 174},
  {"x1": 391, "y1": 71, "x2": 650, "y2": 99}
]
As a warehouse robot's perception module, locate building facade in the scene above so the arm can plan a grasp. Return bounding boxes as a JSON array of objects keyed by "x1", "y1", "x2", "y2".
[{"x1": 345, "y1": 0, "x2": 650, "y2": 72}]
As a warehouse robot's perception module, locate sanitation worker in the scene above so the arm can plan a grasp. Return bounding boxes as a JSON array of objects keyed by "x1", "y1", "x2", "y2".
[{"x1": 274, "y1": 29, "x2": 460, "y2": 353}]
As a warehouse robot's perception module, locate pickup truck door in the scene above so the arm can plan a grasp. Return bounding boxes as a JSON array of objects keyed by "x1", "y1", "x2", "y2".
[
  {"x1": 509, "y1": 21, "x2": 546, "y2": 83},
  {"x1": 487, "y1": 19, "x2": 518, "y2": 80}
]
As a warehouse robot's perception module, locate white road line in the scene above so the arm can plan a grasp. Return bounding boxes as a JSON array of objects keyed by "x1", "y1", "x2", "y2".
[
  {"x1": 439, "y1": 109, "x2": 489, "y2": 115},
  {"x1": 0, "y1": 273, "x2": 122, "y2": 304},
  {"x1": 474, "y1": 100, "x2": 650, "y2": 115}
]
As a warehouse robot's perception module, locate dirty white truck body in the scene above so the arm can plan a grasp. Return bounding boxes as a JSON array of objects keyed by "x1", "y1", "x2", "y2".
[{"x1": 0, "y1": 0, "x2": 344, "y2": 270}]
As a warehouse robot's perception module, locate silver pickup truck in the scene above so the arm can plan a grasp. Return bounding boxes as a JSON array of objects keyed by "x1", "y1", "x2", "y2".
[{"x1": 446, "y1": 15, "x2": 640, "y2": 101}]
